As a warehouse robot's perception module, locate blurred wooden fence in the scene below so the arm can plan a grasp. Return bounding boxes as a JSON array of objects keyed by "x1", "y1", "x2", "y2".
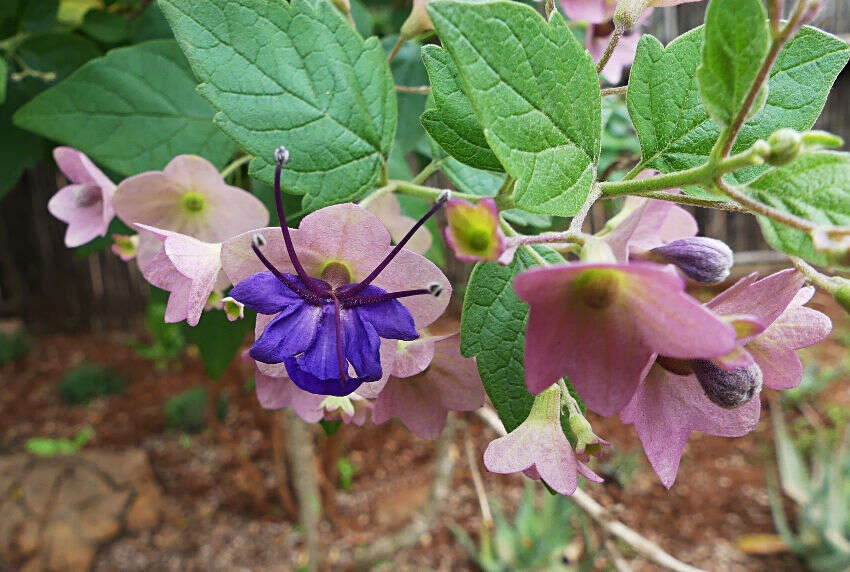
[{"x1": 1, "y1": 1, "x2": 848, "y2": 332}]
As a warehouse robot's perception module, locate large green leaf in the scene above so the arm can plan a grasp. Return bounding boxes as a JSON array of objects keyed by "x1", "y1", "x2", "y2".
[
  {"x1": 184, "y1": 309, "x2": 255, "y2": 380},
  {"x1": 696, "y1": 0, "x2": 770, "y2": 126},
  {"x1": 747, "y1": 152, "x2": 850, "y2": 269},
  {"x1": 420, "y1": 44, "x2": 502, "y2": 172},
  {"x1": 461, "y1": 247, "x2": 561, "y2": 432},
  {"x1": 386, "y1": 38, "x2": 428, "y2": 155},
  {"x1": 628, "y1": 26, "x2": 849, "y2": 180},
  {"x1": 159, "y1": 0, "x2": 397, "y2": 210},
  {"x1": 14, "y1": 40, "x2": 235, "y2": 177},
  {"x1": 428, "y1": 1, "x2": 601, "y2": 216}
]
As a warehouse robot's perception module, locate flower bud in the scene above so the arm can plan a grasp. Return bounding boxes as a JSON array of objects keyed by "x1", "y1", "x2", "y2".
[
  {"x1": 690, "y1": 360, "x2": 763, "y2": 409},
  {"x1": 400, "y1": 0, "x2": 434, "y2": 41},
  {"x1": 833, "y1": 282, "x2": 850, "y2": 315},
  {"x1": 647, "y1": 237, "x2": 733, "y2": 284},
  {"x1": 221, "y1": 297, "x2": 245, "y2": 321},
  {"x1": 444, "y1": 197, "x2": 505, "y2": 262},
  {"x1": 111, "y1": 234, "x2": 139, "y2": 261},
  {"x1": 568, "y1": 412, "x2": 611, "y2": 461},
  {"x1": 766, "y1": 129, "x2": 803, "y2": 166},
  {"x1": 614, "y1": 0, "x2": 649, "y2": 30}
]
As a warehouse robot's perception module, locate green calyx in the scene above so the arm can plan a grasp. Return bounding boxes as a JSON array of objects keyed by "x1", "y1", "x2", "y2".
[
  {"x1": 181, "y1": 191, "x2": 207, "y2": 214},
  {"x1": 572, "y1": 269, "x2": 623, "y2": 310}
]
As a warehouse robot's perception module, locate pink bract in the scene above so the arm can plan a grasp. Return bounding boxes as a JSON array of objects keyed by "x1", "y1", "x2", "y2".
[
  {"x1": 515, "y1": 262, "x2": 737, "y2": 416},
  {"x1": 364, "y1": 192, "x2": 432, "y2": 255},
  {"x1": 47, "y1": 147, "x2": 117, "y2": 248}
]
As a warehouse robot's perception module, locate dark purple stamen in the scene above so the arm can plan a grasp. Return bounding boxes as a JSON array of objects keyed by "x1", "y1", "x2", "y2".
[
  {"x1": 330, "y1": 292, "x2": 347, "y2": 383},
  {"x1": 251, "y1": 241, "x2": 324, "y2": 305},
  {"x1": 343, "y1": 189, "x2": 450, "y2": 299},
  {"x1": 273, "y1": 148, "x2": 323, "y2": 297},
  {"x1": 342, "y1": 288, "x2": 432, "y2": 308}
]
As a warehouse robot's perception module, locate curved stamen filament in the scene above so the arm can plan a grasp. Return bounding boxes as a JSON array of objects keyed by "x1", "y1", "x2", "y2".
[
  {"x1": 251, "y1": 242, "x2": 325, "y2": 305},
  {"x1": 343, "y1": 192, "x2": 449, "y2": 298},
  {"x1": 330, "y1": 292, "x2": 347, "y2": 384},
  {"x1": 273, "y1": 147, "x2": 321, "y2": 297},
  {"x1": 342, "y1": 288, "x2": 431, "y2": 309}
]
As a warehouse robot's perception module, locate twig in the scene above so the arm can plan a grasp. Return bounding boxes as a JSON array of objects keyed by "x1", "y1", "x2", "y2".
[
  {"x1": 354, "y1": 414, "x2": 458, "y2": 568},
  {"x1": 464, "y1": 434, "x2": 493, "y2": 527},
  {"x1": 270, "y1": 411, "x2": 297, "y2": 518},
  {"x1": 220, "y1": 154, "x2": 252, "y2": 179},
  {"x1": 606, "y1": 538, "x2": 634, "y2": 572},
  {"x1": 286, "y1": 410, "x2": 323, "y2": 572},
  {"x1": 596, "y1": 24, "x2": 625, "y2": 78},
  {"x1": 475, "y1": 407, "x2": 705, "y2": 572},
  {"x1": 396, "y1": 85, "x2": 432, "y2": 94},
  {"x1": 717, "y1": 0, "x2": 810, "y2": 157},
  {"x1": 387, "y1": 36, "x2": 404, "y2": 63},
  {"x1": 602, "y1": 86, "x2": 629, "y2": 97}
]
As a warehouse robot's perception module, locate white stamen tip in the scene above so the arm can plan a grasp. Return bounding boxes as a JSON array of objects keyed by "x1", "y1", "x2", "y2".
[
  {"x1": 437, "y1": 189, "x2": 452, "y2": 204},
  {"x1": 274, "y1": 146, "x2": 290, "y2": 166},
  {"x1": 427, "y1": 282, "x2": 443, "y2": 297},
  {"x1": 252, "y1": 233, "x2": 267, "y2": 248}
]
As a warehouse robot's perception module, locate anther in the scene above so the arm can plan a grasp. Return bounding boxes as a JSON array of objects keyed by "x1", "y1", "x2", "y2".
[
  {"x1": 252, "y1": 233, "x2": 267, "y2": 248},
  {"x1": 437, "y1": 189, "x2": 452, "y2": 204},
  {"x1": 427, "y1": 282, "x2": 443, "y2": 297},
  {"x1": 274, "y1": 146, "x2": 290, "y2": 166}
]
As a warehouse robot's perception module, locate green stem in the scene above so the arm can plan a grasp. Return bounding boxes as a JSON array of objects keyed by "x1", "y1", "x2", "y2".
[
  {"x1": 411, "y1": 158, "x2": 447, "y2": 185},
  {"x1": 494, "y1": 176, "x2": 515, "y2": 210},
  {"x1": 601, "y1": 191, "x2": 747, "y2": 212},
  {"x1": 600, "y1": 147, "x2": 766, "y2": 198},
  {"x1": 220, "y1": 154, "x2": 253, "y2": 179},
  {"x1": 0, "y1": 32, "x2": 29, "y2": 54},
  {"x1": 596, "y1": 24, "x2": 625, "y2": 78},
  {"x1": 391, "y1": 179, "x2": 481, "y2": 203},
  {"x1": 790, "y1": 257, "x2": 838, "y2": 291},
  {"x1": 357, "y1": 182, "x2": 397, "y2": 208}
]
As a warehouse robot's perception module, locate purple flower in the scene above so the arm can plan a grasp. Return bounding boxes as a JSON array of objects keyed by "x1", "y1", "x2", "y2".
[
  {"x1": 484, "y1": 386, "x2": 602, "y2": 496},
  {"x1": 620, "y1": 364, "x2": 760, "y2": 488},
  {"x1": 373, "y1": 332, "x2": 486, "y2": 440},
  {"x1": 222, "y1": 147, "x2": 451, "y2": 397},
  {"x1": 645, "y1": 237, "x2": 734, "y2": 284},
  {"x1": 47, "y1": 147, "x2": 117, "y2": 247},
  {"x1": 514, "y1": 262, "x2": 737, "y2": 416}
]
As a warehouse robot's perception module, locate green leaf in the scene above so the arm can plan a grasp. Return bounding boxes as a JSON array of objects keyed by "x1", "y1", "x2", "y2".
[
  {"x1": 80, "y1": 9, "x2": 132, "y2": 44},
  {"x1": 0, "y1": 79, "x2": 46, "y2": 198},
  {"x1": 461, "y1": 247, "x2": 561, "y2": 432},
  {"x1": 747, "y1": 152, "x2": 850, "y2": 269},
  {"x1": 428, "y1": 1, "x2": 601, "y2": 216},
  {"x1": 132, "y1": 1, "x2": 174, "y2": 43},
  {"x1": 21, "y1": 0, "x2": 58, "y2": 34},
  {"x1": 696, "y1": 0, "x2": 770, "y2": 126},
  {"x1": 628, "y1": 26, "x2": 850, "y2": 181},
  {"x1": 420, "y1": 44, "x2": 501, "y2": 172},
  {"x1": 184, "y1": 309, "x2": 255, "y2": 379},
  {"x1": 159, "y1": 0, "x2": 397, "y2": 211},
  {"x1": 18, "y1": 32, "x2": 101, "y2": 82},
  {"x1": 0, "y1": 57, "x2": 6, "y2": 105},
  {"x1": 349, "y1": 0, "x2": 374, "y2": 38},
  {"x1": 14, "y1": 40, "x2": 236, "y2": 177},
  {"x1": 386, "y1": 38, "x2": 428, "y2": 155}
]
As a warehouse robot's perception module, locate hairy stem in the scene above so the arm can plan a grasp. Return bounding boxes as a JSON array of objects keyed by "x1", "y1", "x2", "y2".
[
  {"x1": 355, "y1": 414, "x2": 458, "y2": 567},
  {"x1": 715, "y1": 0, "x2": 810, "y2": 157},
  {"x1": 602, "y1": 85, "x2": 629, "y2": 97},
  {"x1": 596, "y1": 24, "x2": 625, "y2": 78},
  {"x1": 790, "y1": 256, "x2": 839, "y2": 291},
  {"x1": 387, "y1": 36, "x2": 404, "y2": 63},
  {"x1": 286, "y1": 410, "x2": 322, "y2": 572},
  {"x1": 396, "y1": 85, "x2": 432, "y2": 93},
  {"x1": 392, "y1": 179, "x2": 482, "y2": 203},
  {"x1": 220, "y1": 154, "x2": 252, "y2": 179},
  {"x1": 476, "y1": 407, "x2": 703, "y2": 572},
  {"x1": 411, "y1": 157, "x2": 449, "y2": 185}
]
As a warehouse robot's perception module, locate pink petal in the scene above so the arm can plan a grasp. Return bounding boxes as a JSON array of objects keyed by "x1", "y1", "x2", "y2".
[
  {"x1": 372, "y1": 379, "x2": 448, "y2": 440},
  {"x1": 621, "y1": 365, "x2": 760, "y2": 488},
  {"x1": 560, "y1": 0, "x2": 616, "y2": 23},
  {"x1": 364, "y1": 193, "x2": 432, "y2": 255},
  {"x1": 708, "y1": 269, "x2": 805, "y2": 329},
  {"x1": 255, "y1": 373, "x2": 295, "y2": 409},
  {"x1": 53, "y1": 147, "x2": 116, "y2": 194},
  {"x1": 48, "y1": 184, "x2": 110, "y2": 247}
]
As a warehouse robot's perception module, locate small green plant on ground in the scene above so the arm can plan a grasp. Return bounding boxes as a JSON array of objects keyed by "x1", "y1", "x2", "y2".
[
  {"x1": 25, "y1": 426, "x2": 94, "y2": 457},
  {"x1": 56, "y1": 364, "x2": 126, "y2": 405},
  {"x1": 337, "y1": 457, "x2": 357, "y2": 491},
  {"x1": 769, "y1": 401, "x2": 850, "y2": 571},
  {"x1": 130, "y1": 302, "x2": 186, "y2": 372},
  {"x1": 0, "y1": 328, "x2": 30, "y2": 366},
  {"x1": 163, "y1": 387, "x2": 228, "y2": 433},
  {"x1": 452, "y1": 483, "x2": 593, "y2": 571}
]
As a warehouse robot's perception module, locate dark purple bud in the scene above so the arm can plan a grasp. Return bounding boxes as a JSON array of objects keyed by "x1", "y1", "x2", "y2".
[
  {"x1": 648, "y1": 237, "x2": 733, "y2": 284},
  {"x1": 690, "y1": 360, "x2": 763, "y2": 409}
]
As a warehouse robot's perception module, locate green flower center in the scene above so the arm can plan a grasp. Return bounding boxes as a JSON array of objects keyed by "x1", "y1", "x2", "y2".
[
  {"x1": 181, "y1": 191, "x2": 206, "y2": 214},
  {"x1": 573, "y1": 269, "x2": 622, "y2": 310},
  {"x1": 320, "y1": 260, "x2": 353, "y2": 289}
]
